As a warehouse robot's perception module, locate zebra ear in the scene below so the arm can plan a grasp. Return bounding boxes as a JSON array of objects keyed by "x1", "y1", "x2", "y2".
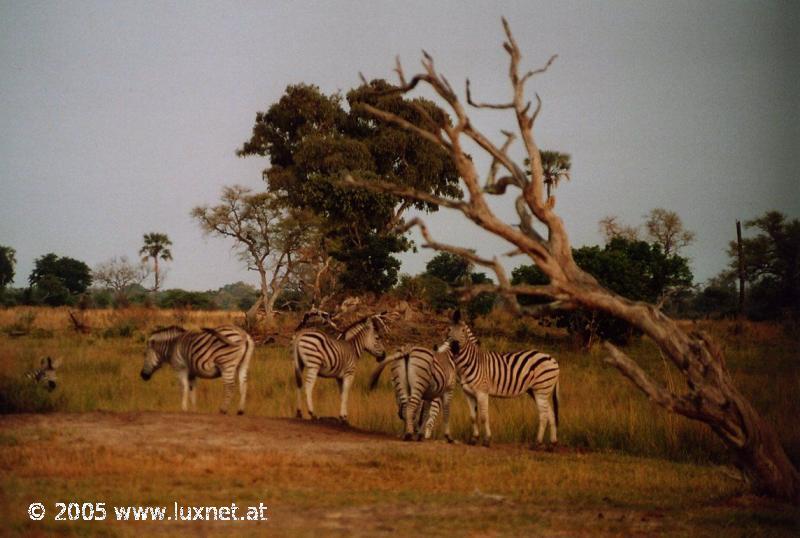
[
  {"x1": 51, "y1": 357, "x2": 61, "y2": 369},
  {"x1": 452, "y1": 309, "x2": 462, "y2": 323}
]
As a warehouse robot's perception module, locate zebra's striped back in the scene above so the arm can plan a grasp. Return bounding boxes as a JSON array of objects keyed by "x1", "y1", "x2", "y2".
[
  {"x1": 448, "y1": 324, "x2": 559, "y2": 398},
  {"x1": 141, "y1": 325, "x2": 255, "y2": 414},
  {"x1": 144, "y1": 325, "x2": 250, "y2": 379}
]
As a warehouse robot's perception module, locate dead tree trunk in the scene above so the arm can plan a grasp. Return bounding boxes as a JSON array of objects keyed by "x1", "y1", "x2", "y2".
[{"x1": 341, "y1": 18, "x2": 799, "y2": 501}]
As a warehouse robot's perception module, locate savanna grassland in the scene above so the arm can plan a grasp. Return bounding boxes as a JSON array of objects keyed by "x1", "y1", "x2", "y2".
[{"x1": 0, "y1": 307, "x2": 798, "y2": 536}]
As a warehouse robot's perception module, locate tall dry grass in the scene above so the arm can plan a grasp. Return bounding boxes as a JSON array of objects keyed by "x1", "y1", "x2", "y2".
[{"x1": 0, "y1": 307, "x2": 797, "y2": 465}]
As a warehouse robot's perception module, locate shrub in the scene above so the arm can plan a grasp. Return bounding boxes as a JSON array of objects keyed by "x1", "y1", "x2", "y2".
[{"x1": 0, "y1": 375, "x2": 66, "y2": 414}]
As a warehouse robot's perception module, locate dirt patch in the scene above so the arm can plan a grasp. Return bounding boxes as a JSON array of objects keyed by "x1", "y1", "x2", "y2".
[{"x1": 0, "y1": 411, "x2": 392, "y2": 456}]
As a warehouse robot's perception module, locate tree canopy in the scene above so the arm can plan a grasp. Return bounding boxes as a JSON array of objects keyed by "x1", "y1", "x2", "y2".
[
  {"x1": 727, "y1": 211, "x2": 799, "y2": 319},
  {"x1": 238, "y1": 81, "x2": 461, "y2": 293},
  {"x1": 0, "y1": 246, "x2": 15, "y2": 290},
  {"x1": 28, "y1": 253, "x2": 92, "y2": 305}
]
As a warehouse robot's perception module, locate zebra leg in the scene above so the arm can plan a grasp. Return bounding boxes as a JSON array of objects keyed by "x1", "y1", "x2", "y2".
[
  {"x1": 404, "y1": 395, "x2": 420, "y2": 441},
  {"x1": 236, "y1": 341, "x2": 254, "y2": 415},
  {"x1": 422, "y1": 399, "x2": 441, "y2": 440},
  {"x1": 303, "y1": 368, "x2": 320, "y2": 420},
  {"x1": 189, "y1": 378, "x2": 197, "y2": 411},
  {"x1": 464, "y1": 392, "x2": 479, "y2": 445},
  {"x1": 534, "y1": 391, "x2": 551, "y2": 448},
  {"x1": 477, "y1": 391, "x2": 492, "y2": 447},
  {"x1": 338, "y1": 375, "x2": 354, "y2": 424},
  {"x1": 545, "y1": 390, "x2": 558, "y2": 447},
  {"x1": 295, "y1": 384, "x2": 304, "y2": 419},
  {"x1": 441, "y1": 390, "x2": 454, "y2": 443},
  {"x1": 179, "y1": 373, "x2": 190, "y2": 412}
]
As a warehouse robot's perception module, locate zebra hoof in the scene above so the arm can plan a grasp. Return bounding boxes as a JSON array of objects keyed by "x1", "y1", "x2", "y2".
[
  {"x1": 530, "y1": 443, "x2": 545, "y2": 451},
  {"x1": 415, "y1": 434, "x2": 423, "y2": 442},
  {"x1": 310, "y1": 413, "x2": 318, "y2": 420},
  {"x1": 402, "y1": 433, "x2": 414, "y2": 442},
  {"x1": 295, "y1": 410, "x2": 303, "y2": 419},
  {"x1": 468, "y1": 437, "x2": 478, "y2": 446},
  {"x1": 237, "y1": 410, "x2": 244, "y2": 416},
  {"x1": 482, "y1": 439, "x2": 491, "y2": 448},
  {"x1": 546, "y1": 442, "x2": 558, "y2": 452},
  {"x1": 339, "y1": 416, "x2": 349, "y2": 425},
  {"x1": 445, "y1": 435, "x2": 454, "y2": 444},
  {"x1": 219, "y1": 409, "x2": 227, "y2": 415}
]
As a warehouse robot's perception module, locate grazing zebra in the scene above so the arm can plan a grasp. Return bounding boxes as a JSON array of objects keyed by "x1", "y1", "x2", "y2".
[
  {"x1": 26, "y1": 356, "x2": 60, "y2": 391},
  {"x1": 140, "y1": 325, "x2": 255, "y2": 414},
  {"x1": 293, "y1": 313, "x2": 388, "y2": 424},
  {"x1": 439, "y1": 310, "x2": 560, "y2": 449},
  {"x1": 369, "y1": 345, "x2": 456, "y2": 442}
]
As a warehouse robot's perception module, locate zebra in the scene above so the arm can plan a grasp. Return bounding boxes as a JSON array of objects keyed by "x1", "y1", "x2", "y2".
[
  {"x1": 438, "y1": 310, "x2": 560, "y2": 449},
  {"x1": 293, "y1": 313, "x2": 388, "y2": 424},
  {"x1": 369, "y1": 344, "x2": 456, "y2": 442},
  {"x1": 140, "y1": 325, "x2": 255, "y2": 414},
  {"x1": 26, "y1": 356, "x2": 60, "y2": 391}
]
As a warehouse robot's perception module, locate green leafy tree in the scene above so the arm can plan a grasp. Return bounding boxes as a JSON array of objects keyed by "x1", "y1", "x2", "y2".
[
  {"x1": 420, "y1": 252, "x2": 496, "y2": 317},
  {"x1": 0, "y1": 246, "x2": 15, "y2": 290},
  {"x1": 513, "y1": 237, "x2": 693, "y2": 345},
  {"x1": 727, "y1": 211, "x2": 799, "y2": 319},
  {"x1": 238, "y1": 82, "x2": 461, "y2": 293},
  {"x1": 139, "y1": 233, "x2": 173, "y2": 293},
  {"x1": 28, "y1": 253, "x2": 92, "y2": 305}
]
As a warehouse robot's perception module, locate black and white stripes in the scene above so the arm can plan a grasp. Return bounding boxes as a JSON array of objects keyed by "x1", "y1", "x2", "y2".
[
  {"x1": 141, "y1": 325, "x2": 255, "y2": 414},
  {"x1": 369, "y1": 344, "x2": 456, "y2": 442},
  {"x1": 293, "y1": 314, "x2": 387, "y2": 424},
  {"x1": 26, "y1": 356, "x2": 60, "y2": 391},
  {"x1": 440, "y1": 310, "x2": 560, "y2": 448}
]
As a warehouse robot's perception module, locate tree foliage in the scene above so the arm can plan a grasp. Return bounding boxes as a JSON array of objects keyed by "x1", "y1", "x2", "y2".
[
  {"x1": 93, "y1": 256, "x2": 150, "y2": 306},
  {"x1": 238, "y1": 82, "x2": 461, "y2": 293},
  {"x1": 727, "y1": 211, "x2": 799, "y2": 319},
  {"x1": 192, "y1": 186, "x2": 317, "y2": 327},
  {"x1": 513, "y1": 237, "x2": 693, "y2": 344},
  {"x1": 28, "y1": 253, "x2": 92, "y2": 306},
  {"x1": 139, "y1": 233, "x2": 173, "y2": 292},
  {"x1": 0, "y1": 246, "x2": 15, "y2": 290}
]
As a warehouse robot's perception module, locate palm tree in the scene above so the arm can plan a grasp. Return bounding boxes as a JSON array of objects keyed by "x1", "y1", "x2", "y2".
[
  {"x1": 540, "y1": 150, "x2": 571, "y2": 200},
  {"x1": 139, "y1": 233, "x2": 173, "y2": 293}
]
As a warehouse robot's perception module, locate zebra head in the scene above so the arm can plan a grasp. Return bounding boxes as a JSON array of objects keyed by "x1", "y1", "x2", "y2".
[
  {"x1": 443, "y1": 309, "x2": 476, "y2": 355},
  {"x1": 37, "y1": 356, "x2": 60, "y2": 391},
  {"x1": 141, "y1": 326, "x2": 184, "y2": 380},
  {"x1": 363, "y1": 316, "x2": 388, "y2": 361}
]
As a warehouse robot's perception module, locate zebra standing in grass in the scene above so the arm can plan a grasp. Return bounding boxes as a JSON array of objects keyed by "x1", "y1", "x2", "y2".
[
  {"x1": 140, "y1": 325, "x2": 254, "y2": 414},
  {"x1": 26, "y1": 356, "x2": 60, "y2": 391},
  {"x1": 369, "y1": 344, "x2": 456, "y2": 442},
  {"x1": 293, "y1": 313, "x2": 388, "y2": 424},
  {"x1": 439, "y1": 310, "x2": 560, "y2": 449}
]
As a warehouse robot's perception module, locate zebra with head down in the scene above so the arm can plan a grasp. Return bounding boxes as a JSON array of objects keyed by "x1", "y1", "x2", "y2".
[{"x1": 140, "y1": 325, "x2": 254, "y2": 414}]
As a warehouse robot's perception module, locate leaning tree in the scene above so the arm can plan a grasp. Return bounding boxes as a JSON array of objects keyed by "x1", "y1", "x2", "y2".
[{"x1": 342, "y1": 19, "x2": 799, "y2": 501}]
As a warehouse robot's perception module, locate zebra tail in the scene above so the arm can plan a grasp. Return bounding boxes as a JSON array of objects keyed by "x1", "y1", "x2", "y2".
[
  {"x1": 553, "y1": 380, "x2": 560, "y2": 428},
  {"x1": 368, "y1": 347, "x2": 410, "y2": 391},
  {"x1": 292, "y1": 336, "x2": 303, "y2": 388}
]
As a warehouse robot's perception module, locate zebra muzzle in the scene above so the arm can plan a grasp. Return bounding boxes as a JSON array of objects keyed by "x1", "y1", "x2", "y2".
[
  {"x1": 47, "y1": 381, "x2": 56, "y2": 391},
  {"x1": 140, "y1": 371, "x2": 152, "y2": 381}
]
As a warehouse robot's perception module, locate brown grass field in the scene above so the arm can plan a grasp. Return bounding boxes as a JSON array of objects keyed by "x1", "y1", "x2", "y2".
[{"x1": 0, "y1": 307, "x2": 798, "y2": 536}]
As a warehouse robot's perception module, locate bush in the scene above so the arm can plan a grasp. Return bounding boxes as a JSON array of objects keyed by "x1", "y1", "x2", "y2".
[{"x1": 0, "y1": 375, "x2": 66, "y2": 414}]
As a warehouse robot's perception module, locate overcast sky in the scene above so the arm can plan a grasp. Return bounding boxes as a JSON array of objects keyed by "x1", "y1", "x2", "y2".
[{"x1": 1, "y1": 1, "x2": 797, "y2": 291}]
